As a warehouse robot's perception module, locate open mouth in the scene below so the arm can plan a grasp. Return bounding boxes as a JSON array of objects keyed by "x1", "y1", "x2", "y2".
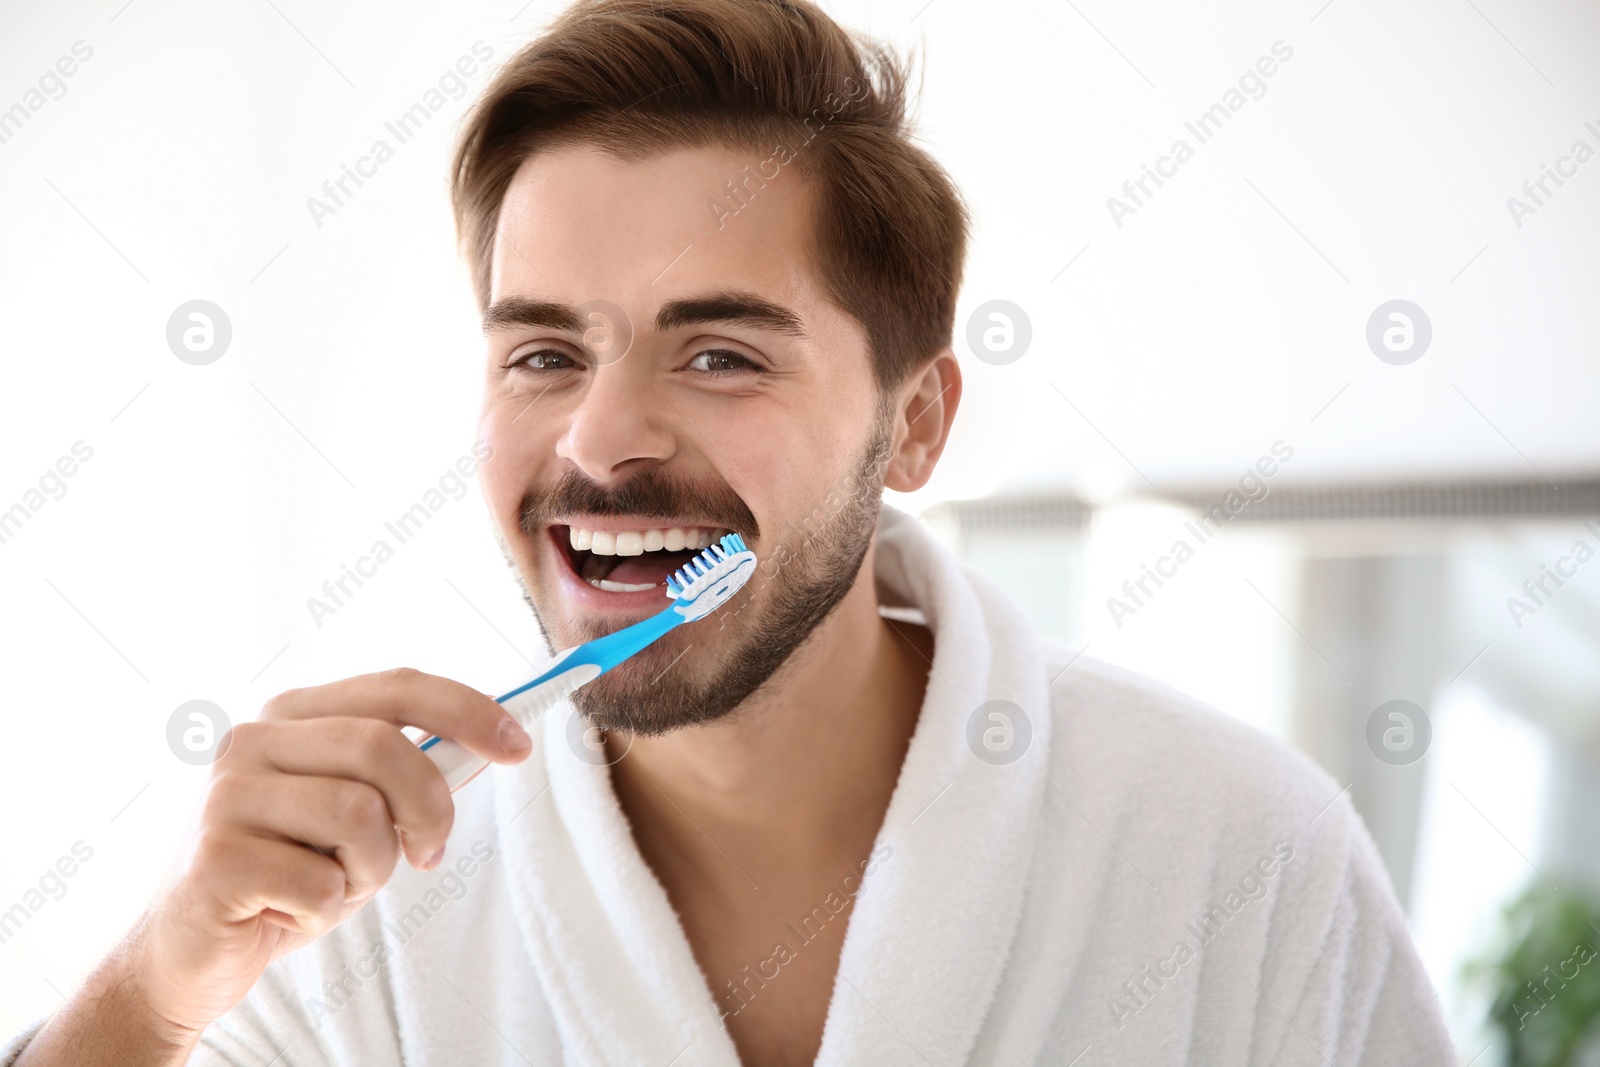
[{"x1": 553, "y1": 523, "x2": 737, "y2": 594}]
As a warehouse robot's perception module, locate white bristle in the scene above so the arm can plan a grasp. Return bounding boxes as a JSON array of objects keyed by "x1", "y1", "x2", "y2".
[{"x1": 665, "y1": 535, "x2": 758, "y2": 616}]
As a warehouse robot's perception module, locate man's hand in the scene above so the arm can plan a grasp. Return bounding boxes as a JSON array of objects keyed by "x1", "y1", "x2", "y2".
[{"x1": 18, "y1": 669, "x2": 532, "y2": 1067}]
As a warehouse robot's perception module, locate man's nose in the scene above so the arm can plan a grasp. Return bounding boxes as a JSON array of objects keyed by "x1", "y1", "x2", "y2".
[{"x1": 554, "y1": 360, "x2": 676, "y2": 482}]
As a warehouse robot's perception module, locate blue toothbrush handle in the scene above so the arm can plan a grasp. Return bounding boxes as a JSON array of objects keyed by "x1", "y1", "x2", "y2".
[{"x1": 550, "y1": 606, "x2": 683, "y2": 674}]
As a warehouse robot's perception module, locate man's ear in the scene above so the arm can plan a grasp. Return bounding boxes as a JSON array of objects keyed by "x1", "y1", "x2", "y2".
[{"x1": 884, "y1": 346, "x2": 962, "y2": 493}]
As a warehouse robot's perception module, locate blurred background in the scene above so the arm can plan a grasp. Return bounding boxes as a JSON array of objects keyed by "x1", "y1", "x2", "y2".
[{"x1": 2, "y1": 0, "x2": 1598, "y2": 1061}]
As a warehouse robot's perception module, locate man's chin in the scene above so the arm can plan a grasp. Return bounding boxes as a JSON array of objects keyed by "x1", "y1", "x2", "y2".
[
  {"x1": 572, "y1": 653, "x2": 726, "y2": 737},
  {"x1": 528, "y1": 606, "x2": 718, "y2": 735}
]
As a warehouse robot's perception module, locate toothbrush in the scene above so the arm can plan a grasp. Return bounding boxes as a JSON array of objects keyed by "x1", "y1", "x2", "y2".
[{"x1": 418, "y1": 532, "x2": 757, "y2": 791}]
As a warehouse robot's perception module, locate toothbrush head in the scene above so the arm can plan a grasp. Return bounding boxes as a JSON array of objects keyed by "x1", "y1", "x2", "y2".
[{"x1": 665, "y1": 532, "x2": 757, "y2": 621}]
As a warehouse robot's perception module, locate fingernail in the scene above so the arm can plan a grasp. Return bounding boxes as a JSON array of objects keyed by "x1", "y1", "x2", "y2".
[
  {"x1": 425, "y1": 846, "x2": 445, "y2": 870},
  {"x1": 499, "y1": 717, "x2": 531, "y2": 752}
]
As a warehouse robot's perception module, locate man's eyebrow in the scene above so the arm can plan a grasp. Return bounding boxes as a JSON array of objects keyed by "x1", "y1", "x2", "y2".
[
  {"x1": 481, "y1": 290, "x2": 809, "y2": 339},
  {"x1": 482, "y1": 297, "x2": 584, "y2": 334},
  {"x1": 655, "y1": 291, "x2": 808, "y2": 339}
]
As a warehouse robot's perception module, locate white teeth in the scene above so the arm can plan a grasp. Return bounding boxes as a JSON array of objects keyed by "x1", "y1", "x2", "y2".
[
  {"x1": 587, "y1": 577, "x2": 659, "y2": 593},
  {"x1": 566, "y1": 524, "x2": 732, "y2": 555}
]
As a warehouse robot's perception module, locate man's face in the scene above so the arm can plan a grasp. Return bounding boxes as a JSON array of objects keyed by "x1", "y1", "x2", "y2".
[{"x1": 479, "y1": 143, "x2": 890, "y2": 734}]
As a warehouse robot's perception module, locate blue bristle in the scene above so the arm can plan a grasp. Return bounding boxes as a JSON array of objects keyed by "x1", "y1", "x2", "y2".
[{"x1": 668, "y1": 534, "x2": 754, "y2": 597}]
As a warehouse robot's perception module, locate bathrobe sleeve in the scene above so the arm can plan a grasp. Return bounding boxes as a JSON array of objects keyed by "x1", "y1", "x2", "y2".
[
  {"x1": 1034, "y1": 652, "x2": 1458, "y2": 1067},
  {"x1": 0, "y1": 1019, "x2": 46, "y2": 1067},
  {"x1": 1247, "y1": 788, "x2": 1456, "y2": 1067}
]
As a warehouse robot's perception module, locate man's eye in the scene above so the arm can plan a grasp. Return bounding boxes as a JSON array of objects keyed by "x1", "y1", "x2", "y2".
[
  {"x1": 687, "y1": 350, "x2": 758, "y2": 374},
  {"x1": 507, "y1": 348, "x2": 579, "y2": 371}
]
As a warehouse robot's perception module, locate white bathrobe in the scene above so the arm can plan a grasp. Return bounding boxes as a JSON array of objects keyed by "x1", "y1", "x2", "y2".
[{"x1": 4, "y1": 507, "x2": 1456, "y2": 1066}]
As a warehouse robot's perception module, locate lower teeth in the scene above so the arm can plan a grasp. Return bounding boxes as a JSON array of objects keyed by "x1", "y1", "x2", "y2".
[{"x1": 588, "y1": 578, "x2": 659, "y2": 593}]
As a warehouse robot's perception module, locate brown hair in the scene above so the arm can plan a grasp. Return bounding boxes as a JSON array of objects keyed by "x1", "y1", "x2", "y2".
[{"x1": 450, "y1": 0, "x2": 969, "y2": 388}]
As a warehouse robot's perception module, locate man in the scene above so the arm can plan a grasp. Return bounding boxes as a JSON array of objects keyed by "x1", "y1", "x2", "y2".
[{"x1": 10, "y1": 0, "x2": 1455, "y2": 1064}]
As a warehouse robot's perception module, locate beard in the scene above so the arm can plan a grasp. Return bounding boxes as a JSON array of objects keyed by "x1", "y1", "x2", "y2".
[{"x1": 503, "y1": 420, "x2": 892, "y2": 738}]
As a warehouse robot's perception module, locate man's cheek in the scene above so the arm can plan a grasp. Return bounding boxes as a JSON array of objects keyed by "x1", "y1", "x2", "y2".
[
  {"x1": 476, "y1": 452, "x2": 530, "y2": 539},
  {"x1": 477, "y1": 416, "x2": 545, "y2": 513}
]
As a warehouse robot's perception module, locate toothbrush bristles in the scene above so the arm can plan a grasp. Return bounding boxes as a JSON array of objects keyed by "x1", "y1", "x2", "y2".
[{"x1": 664, "y1": 533, "x2": 754, "y2": 600}]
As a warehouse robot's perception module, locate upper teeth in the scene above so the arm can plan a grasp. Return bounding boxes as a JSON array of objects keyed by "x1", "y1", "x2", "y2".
[{"x1": 569, "y1": 525, "x2": 727, "y2": 555}]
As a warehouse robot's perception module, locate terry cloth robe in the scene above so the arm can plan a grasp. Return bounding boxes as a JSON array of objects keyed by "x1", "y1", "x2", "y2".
[{"x1": 2, "y1": 506, "x2": 1456, "y2": 1067}]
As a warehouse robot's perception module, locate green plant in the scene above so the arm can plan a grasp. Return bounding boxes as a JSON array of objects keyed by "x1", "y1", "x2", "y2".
[{"x1": 1465, "y1": 883, "x2": 1600, "y2": 1067}]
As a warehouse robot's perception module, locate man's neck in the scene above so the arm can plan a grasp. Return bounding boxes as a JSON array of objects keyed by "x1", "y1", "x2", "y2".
[{"x1": 606, "y1": 539, "x2": 932, "y2": 883}]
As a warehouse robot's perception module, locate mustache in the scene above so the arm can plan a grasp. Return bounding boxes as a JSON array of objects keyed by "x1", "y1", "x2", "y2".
[{"x1": 519, "y1": 466, "x2": 760, "y2": 540}]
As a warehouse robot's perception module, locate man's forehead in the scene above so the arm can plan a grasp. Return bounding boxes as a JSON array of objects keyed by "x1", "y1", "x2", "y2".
[{"x1": 488, "y1": 142, "x2": 821, "y2": 320}]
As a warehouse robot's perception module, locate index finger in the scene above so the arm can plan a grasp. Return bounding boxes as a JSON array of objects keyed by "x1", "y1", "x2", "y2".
[{"x1": 261, "y1": 668, "x2": 532, "y2": 763}]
